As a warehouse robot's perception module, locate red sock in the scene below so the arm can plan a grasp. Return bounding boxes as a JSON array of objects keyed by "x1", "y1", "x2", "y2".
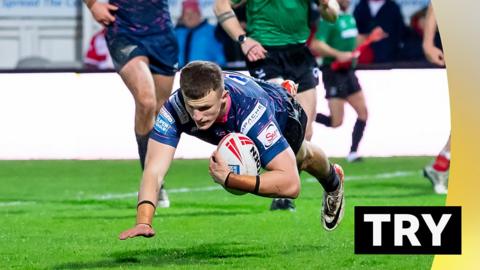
[{"x1": 433, "y1": 155, "x2": 450, "y2": 172}]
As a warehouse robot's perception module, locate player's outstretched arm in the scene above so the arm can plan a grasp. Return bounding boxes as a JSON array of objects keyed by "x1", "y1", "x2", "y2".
[
  {"x1": 119, "y1": 140, "x2": 177, "y2": 240},
  {"x1": 83, "y1": 0, "x2": 118, "y2": 27},
  {"x1": 209, "y1": 148, "x2": 300, "y2": 198}
]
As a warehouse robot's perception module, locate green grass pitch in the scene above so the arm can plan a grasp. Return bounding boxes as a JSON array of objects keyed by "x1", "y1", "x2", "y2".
[{"x1": 0, "y1": 157, "x2": 445, "y2": 269}]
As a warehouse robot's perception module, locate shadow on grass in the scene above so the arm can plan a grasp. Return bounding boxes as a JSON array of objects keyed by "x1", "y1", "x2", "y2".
[
  {"x1": 54, "y1": 208, "x2": 262, "y2": 221},
  {"x1": 52, "y1": 242, "x2": 273, "y2": 269}
]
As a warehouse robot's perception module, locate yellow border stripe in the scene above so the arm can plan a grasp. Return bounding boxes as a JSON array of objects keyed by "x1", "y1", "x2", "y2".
[{"x1": 432, "y1": 0, "x2": 480, "y2": 269}]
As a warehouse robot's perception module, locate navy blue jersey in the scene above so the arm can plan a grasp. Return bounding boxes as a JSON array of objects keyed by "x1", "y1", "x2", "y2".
[
  {"x1": 151, "y1": 72, "x2": 293, "y2": 167},
  {"x1": 109, "y1": 0, "x2": 173, "y2": 35}
]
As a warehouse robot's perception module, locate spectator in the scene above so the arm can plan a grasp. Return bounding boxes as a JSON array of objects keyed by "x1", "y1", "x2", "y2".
[
  {"x1": 399, "y1": 6, "x2": 428, "y2": 62},
  {"x1": 84, "y1": 28, "x2": 114, "y2": 70},
  {"x1": 353, "y1": 0, "x2": 406, "y2": 63},
  {"x1": 410, "y1": 6, "x2": 428, "y2": 38},
  {"x1": 175, "y1": 0, "x2": 226, "y2": 67}
]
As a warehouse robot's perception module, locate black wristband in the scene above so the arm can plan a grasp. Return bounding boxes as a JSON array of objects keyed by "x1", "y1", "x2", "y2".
[
  {"x1": 224, "y1": 172, "x2": 232, "y2": 188},
  {"x1": 253, "y1": 175, "x2": 260, "y2": 194},
  {"x1": 137, "y1": 200, "x2": 156, "y2": 209}
]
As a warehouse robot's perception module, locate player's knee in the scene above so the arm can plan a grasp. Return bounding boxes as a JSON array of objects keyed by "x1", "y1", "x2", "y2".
[
  {"x1": 298, "y1": 144, "x2": 315, "y2": 171},
  {"x1": 358, "y1": 108, "x2": 368, "y2": 121},
  {"x1": 296, "y1": 143, "x2": 307, "y2": 168},
  {"x1": 304, "y1": 127, "x2": 313, "y2": 141},
  {"x1": 137, "y1": 96, "x2": 157, "y2": 115},
  {"x1": 331, "y1": 118, "x2": 343, "y2": 128}
]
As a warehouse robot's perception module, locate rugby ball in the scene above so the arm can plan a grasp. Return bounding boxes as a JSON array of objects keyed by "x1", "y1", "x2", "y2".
[{"x1": 217, "y1": 133, "x2": 261, "y2": 195}]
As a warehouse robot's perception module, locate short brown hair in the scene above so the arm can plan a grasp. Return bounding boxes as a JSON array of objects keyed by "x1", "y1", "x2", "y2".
[{"x1": 180, "y1": 61, "x2": 224, "y2": 99}]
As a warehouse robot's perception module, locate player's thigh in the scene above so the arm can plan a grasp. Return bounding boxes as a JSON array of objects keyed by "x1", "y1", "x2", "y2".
[
  {"x1": 119, "y1": 56, "x2": 156, "y2": 105},
  {"x1": 295, "y1": 88, "x2": 317, "y2": 122},
  {"x1": 295, "y1": 141, "x2": 308, "y2": 167},
  {"x1": 152, "y1": 74, "x2": 175, "y2": 112},
  {"x1": 346, "y1": 91, "x2": 368, "y2": 120},
  {"x1": 284, "y1": 98, "x2": 308, "y2": 157},
  {"x1": 142, "y1": 31, "x2": 179, "y2": 77},
  {"x1": 295, "y1": 141, "x2": 329, "y2": 174},
  {"x1": 328, "y1": 98, "x2": 346, "y2": 127}
]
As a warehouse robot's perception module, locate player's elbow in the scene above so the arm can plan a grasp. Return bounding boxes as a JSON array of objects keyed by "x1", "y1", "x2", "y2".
[
  {"x1": 213, "y1": 0, "x2": 230, "y2": 15},
  {"x1": 280, "y1": 173, "x2": 301, "y2": 199}
]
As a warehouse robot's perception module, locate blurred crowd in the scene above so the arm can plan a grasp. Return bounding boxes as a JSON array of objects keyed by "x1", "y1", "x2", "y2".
[{"x1": 84, "y1": 0, "x2": 437, "y2": 70}]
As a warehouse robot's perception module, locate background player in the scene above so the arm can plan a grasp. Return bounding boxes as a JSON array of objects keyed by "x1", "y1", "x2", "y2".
[
  {"x1": 310, "y1": 0, "x2": 386, "y2": 162},
  {"x1": 422, "y1": 3, "x2": 449, "y2": 194},
  {"x1": 118, "y1": 61, "x2": 346, "y2": 239},
  {"x1": 213, "y1": 0, "x2": 339, "y2": 210},
  {"x1": 83, "y1": 0, "x2": 178, "y2": 206}
]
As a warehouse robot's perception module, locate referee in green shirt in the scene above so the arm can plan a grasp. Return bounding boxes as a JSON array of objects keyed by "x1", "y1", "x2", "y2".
[{"x1": 214, "y1": 0, "x2": 339, "y2": 211}]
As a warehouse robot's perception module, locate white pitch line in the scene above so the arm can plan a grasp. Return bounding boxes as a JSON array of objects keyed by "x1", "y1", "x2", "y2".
[
  {"x1": 305, "y1": 170, "x2": 418, "y2": 183},
  {"x1": 92, "y1": 170, "x2": 418, "y2": 201},
  {"x1": 92, "y1": 186, "x2": 223, "y2": 200},
  {"x1": 0, "y1": 201, "x2": 36, "y2": 207},
  {"x1": 0, "y1": 170, "x2": 419, "y2": 205}
]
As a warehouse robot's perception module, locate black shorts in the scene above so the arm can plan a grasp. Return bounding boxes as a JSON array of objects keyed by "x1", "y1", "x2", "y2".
[
  {"x1": 322, "y1": 66, "x2": 361, "y2": 99},
  {"x1": 283, "y1": 97, "x2": 307, "y2": 154},
  {"x1": 105, "y1": 29, "x2": 179, "y2": 76},
  {"x1": 246, "y1": 44, "x2": 319, "y2": 93}
]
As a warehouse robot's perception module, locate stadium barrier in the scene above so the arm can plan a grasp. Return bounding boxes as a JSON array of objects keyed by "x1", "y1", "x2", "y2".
[{"x1": 0, "y1": 69, "x2": 449, "y2": 159}]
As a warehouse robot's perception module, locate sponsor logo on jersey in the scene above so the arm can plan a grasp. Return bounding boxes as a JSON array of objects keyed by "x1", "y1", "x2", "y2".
[
  {"x1": 241, "y1": 102, "x2": 266, "y2": 134},
  {"x1": 154, "y1": 114, "x2": 171, "y2": 134},
  {"x1": 170, "y1": 94, "x2": 189, "y2": 124},
  {"x1": 160, "y1": 107, "x2": 174, "y2": 124},
  {"x1": 257, "y1": 121, "x2": 280, "y2": 149}
]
